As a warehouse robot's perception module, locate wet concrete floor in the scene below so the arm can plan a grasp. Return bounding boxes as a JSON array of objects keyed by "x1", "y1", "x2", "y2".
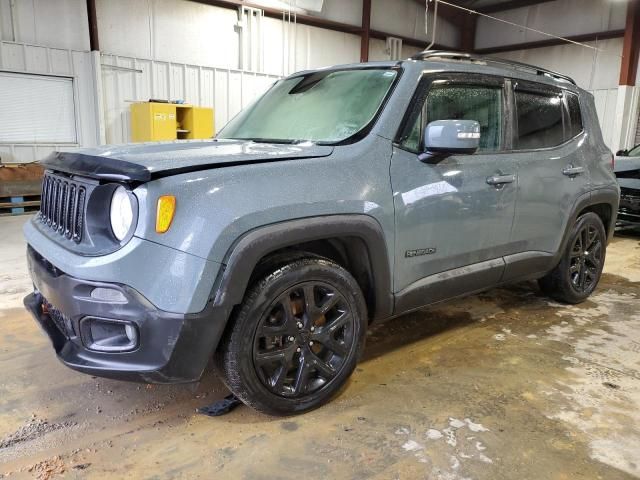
[{"x1": 1, "y1": 215, "x2": 639, "y2": 479}]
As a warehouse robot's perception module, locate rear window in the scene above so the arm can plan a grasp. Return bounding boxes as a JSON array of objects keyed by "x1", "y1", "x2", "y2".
[
  {"x1": 515, "y1": 90, "x2": 564, "y2": 149},
  {"x1": 566, "y1": 92, "x2": 583, "y2": 138}
]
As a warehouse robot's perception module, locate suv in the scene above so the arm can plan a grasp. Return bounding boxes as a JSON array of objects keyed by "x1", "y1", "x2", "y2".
[{"x1": 24, "y1": 51, "x2": 619, "y2": 415}]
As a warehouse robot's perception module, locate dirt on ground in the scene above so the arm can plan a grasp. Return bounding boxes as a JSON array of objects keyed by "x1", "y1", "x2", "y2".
[{"x1": 1, "y1": 216, "x2": 639, "y2": 479}]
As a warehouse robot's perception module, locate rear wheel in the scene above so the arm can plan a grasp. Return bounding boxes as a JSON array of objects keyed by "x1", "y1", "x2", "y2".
[
  {"x1": 538, "y1": 212, "x2": 606, "y2": 304},
  {"x1": 214, "y1": 257, "x2": 367, "y2": 415}
]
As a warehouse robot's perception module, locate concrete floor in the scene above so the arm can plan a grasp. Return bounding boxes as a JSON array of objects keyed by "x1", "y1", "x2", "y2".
[{"x1": 1, "y1": 214, "x2": 639, "y2": 480}]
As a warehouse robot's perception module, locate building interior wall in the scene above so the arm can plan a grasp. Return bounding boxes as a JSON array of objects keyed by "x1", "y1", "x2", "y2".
[{"x1": 0, "y1": 0, "x2": 638, "y2": 161}]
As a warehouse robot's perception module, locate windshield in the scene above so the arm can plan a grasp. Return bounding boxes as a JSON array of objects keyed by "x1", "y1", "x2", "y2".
[
  {"x1": 628, "y1": 144, "x2": 640, "y2": 156},
  {"x1": 217, "y1": 68, "x2": 398, "y2": 144}
]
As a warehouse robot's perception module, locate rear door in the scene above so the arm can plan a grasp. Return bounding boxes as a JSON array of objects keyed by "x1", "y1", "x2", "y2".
[
  {"x1": 505, "y1": 81, "x2": 591, "y2": 278},
  {"x1": 390, "y1": 73, "x2": 519, "y2": 309}
]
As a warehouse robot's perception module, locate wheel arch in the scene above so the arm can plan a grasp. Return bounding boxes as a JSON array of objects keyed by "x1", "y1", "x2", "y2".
[
  {"x1": 555, "y1": 187, "x2": 619, "y2": 265},
  {"x1": 211, "y1": 215, "x2": 394, "y2": 322}
]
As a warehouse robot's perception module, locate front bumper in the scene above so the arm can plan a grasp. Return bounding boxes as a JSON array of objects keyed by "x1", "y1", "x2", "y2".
[
  {"x1": 24, "y1": 246, "x2": 230, "y2": 383},
  {"x1": 618, "y1": 192, "x2": 640, "y2": 225}
]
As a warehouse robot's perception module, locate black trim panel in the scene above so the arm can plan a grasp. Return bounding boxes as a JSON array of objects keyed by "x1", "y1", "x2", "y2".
[
  {"x1": 502, "y1": 251, "x2": 555, "y2": 282},
  {"x1": 212, "y1": 215, "x2": 394, "y2": 320},
  {"x1": 41, "y1": 151, "x2": 152, "y2": 183},
  {"x1": 394, "y1": 257, "x2": 505, "y2": 314}
]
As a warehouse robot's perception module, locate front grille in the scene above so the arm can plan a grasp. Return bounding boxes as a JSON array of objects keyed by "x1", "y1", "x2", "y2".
[
  {"x1": 620, "y1": 187, "x2": 640, "y2": 201},
  {"x1": 39, "y1": 173, "x2": 86, "y2": 243}
]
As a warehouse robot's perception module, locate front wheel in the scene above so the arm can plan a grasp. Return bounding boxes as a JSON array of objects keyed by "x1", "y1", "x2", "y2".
[
  {"x1": 214, "y1": 257, "x2": 367, "y2": 415},
  {"x1": 538, "y1": 212, "x2": 606, "y2": 304}
]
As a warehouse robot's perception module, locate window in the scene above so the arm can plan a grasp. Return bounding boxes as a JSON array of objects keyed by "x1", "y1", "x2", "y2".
[
  {"x1": 218, "y1": 68, "x2": 398, "y2": 144},
  {"x1": 401, "y1": 84, "x2": 503, "y2": 153},
  {"x1": 515, "y1": 90, "x2": 564, "y2": 149},
  {"x1": 566, "y1": 93, "x2": 583, "y2": 139}
]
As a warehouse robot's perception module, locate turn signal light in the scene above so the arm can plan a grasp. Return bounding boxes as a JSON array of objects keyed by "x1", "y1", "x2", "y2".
[{"x1": 156, "y1": 195, "x2": 176, "y2": 233}]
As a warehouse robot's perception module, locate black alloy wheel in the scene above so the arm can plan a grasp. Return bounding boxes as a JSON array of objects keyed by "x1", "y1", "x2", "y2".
[
  {"x1": 253, "y1": 281, "x2": 354, "y2": 398},
  {"x1": 568, "y1": 223, "x2": 603, "y2": 293},
  {"x1": 214, "y1": 257, "x2": 367, "y2": 415},
  {"x1": 538, "y1": 212, "x2": 606, "y2": 304}
]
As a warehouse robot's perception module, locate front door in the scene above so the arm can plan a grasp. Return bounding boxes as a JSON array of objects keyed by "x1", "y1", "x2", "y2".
[{"x1": 391, "y1": 74, "x2": 518, "y2": 310}]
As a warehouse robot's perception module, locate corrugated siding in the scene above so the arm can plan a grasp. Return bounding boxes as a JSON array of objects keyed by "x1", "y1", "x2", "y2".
[
  {"x1": 590, "y1": 88, "x2": 619, "y2": 150},
  {"x1": 0, "y1": 40, "x2": 98, "y2": 164},
  {"x1": 100, "y1": 54, "x2": 281, "y2": 145},
  {"x1": 636, "y1": 105, "x2": 640, "y2": 146}
]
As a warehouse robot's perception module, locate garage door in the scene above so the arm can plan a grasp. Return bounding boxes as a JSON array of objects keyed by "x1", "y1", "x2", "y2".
[{"x1": 0, "y1": 72, "x2": 77, "y2": 144}]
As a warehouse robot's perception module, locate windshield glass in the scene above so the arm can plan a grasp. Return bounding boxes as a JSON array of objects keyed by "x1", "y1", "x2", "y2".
[
  {"x1": 217, "y1": 68, "x2": 398, "y2": 144},
  {"x1": 628, "y1": 144, "x2": 640, "y2": 156}
]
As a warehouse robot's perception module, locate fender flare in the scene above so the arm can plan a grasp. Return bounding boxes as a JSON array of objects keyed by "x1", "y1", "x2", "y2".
[
  {"x1": 211, "y1": 215, "x2": 394, "y2": 320},
  {"x1": 553, "y1": 186, "x2": 619, "y2": 265}
]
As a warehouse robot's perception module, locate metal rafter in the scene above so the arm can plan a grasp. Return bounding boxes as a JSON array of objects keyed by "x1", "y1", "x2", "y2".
[
  {"x1": 620, "y1": 0, "x2": 640, "y2": 86},
  {"x1": 360, "y1": 0, "x2": 372, "y2": 62}
]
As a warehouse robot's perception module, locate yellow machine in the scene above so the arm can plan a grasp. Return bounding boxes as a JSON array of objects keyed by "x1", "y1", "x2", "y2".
[{"x1": 130, "y1": 102, "x2": 214, "y2": 142}]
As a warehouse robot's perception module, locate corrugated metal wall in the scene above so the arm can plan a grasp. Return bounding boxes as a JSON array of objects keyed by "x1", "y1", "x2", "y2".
[
  {"x1": 100, "y1": 54, "x2": 281, "y2": 145},
  {"x1": 590, "y1": 88, "x2": 619, "y2": 150},
  {"x1": 0, "y1": 40, "x2": 99, "y2": 163}
]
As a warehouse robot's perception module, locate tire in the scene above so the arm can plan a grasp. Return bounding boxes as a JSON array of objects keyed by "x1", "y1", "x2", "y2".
[
  {"x1": 214, "y1": 256, "x2": 367, "y2": 416},
  {"x1": 538, "y1": 212, "x2": 606, "y2": 304}
]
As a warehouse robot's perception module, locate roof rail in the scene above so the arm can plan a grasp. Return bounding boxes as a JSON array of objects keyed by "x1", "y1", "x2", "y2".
[{"x1": 410, "y1": 50, "x2": 576, "y2": 86}]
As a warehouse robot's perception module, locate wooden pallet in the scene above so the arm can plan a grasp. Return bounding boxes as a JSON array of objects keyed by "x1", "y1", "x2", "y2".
[{"x1": 0, "y1": 194, "x2": 41, "y2": 216}]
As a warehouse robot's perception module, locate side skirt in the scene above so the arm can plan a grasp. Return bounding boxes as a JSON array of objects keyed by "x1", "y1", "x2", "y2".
[{"x1": 392, "y1": 251, "x2": 556, "y2": 316}]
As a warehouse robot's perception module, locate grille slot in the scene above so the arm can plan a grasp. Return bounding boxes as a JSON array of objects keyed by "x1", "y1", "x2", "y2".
[
  {"x1": 620, "y1": 187, "x2": 639, "y2": 200},
  {"x1": 39, "y1": 173, "x2": 86, "y2": 243},
  {"x1": 43, "y1": 299, "x2": 75, "y2": 338}
]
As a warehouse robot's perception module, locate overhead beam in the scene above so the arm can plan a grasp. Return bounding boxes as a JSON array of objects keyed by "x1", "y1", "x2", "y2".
[
  {"x1": 620, "y1": 0, "x2": 640, "y2": 86},
  {"x1": 475, "y1": 29, "x2": 625, "y2": 55},
  {"x1": 190, "y1": 0, "x2": 362, "y2": 34},
  {"x1": 360, "y1": 0, "x2": 371, "y2": 62},
  {"x1": 86, "y1": 0, "x2": 99, "y2": 51},
  {"x1": 475, "y1": 0, "x2": 555, "y2": 14},
  {"x1": 369, "y1": 29, "x2": 449, "y2": 50},
  {"x1": 190, "y1": 0, "x2": 455, "y2": 56}
]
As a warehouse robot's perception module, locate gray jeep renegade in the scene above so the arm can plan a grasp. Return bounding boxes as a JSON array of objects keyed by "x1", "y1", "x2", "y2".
[{"x1": 24, "y1": 51, "x2": 619, "y2": 415}]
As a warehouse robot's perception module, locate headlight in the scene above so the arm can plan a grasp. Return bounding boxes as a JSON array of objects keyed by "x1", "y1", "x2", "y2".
[{"x1": 110, "y1": 186, "x2": 134, "y2": 241}]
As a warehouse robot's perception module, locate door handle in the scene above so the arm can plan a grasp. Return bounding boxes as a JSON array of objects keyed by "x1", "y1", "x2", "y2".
[
  {"x1": 562, "y1": 165, "x2": 585, "y2": 177},
  {"x1": 486, "y1": 174, "x2": 515, "y2": 186}
]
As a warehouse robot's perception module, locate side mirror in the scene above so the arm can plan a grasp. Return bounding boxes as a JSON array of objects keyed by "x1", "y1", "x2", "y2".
[
  {"x1": 419, "y1": 120, "x2": 480, "y2": 163},
  {"x1": 615, "y1": 150, "x2": 627, "y2": 157}
]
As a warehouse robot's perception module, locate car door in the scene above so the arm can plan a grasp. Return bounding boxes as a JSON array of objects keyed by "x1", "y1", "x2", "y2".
[
  {"x1": 504, "y1": 81, "x2": 591, "y2": 280},
  {"x1": 390, "y1": 73, "x2": 519, "y2": 312}
]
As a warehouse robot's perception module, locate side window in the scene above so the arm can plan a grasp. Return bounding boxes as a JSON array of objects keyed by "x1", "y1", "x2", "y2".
[
  {"x1": 401, "y1": 84, "x2": 503, "y2": 153},
  {"x1": 566, "y1": 92, "x2": 583, "y2": 139},
  {"x1": 515, "y1": 90, "x2": 564, "y2": 149}
]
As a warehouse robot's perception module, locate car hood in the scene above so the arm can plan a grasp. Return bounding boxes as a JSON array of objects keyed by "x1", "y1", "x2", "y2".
[
  {"x1": 40, "y1": 139, "x2": 334, "y2": 182},
  {"x1": 614, "y1": 156, "x2": 640, "y2": 174},
  {"x1": 614, "y1": 157, "x2": 640, "y2": 191}
]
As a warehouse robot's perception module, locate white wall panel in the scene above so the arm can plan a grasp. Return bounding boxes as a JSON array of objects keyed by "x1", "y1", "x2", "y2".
[
  {"x1": 98, "y1": 0, "x2": 363, "y2": 77},
  {"x1": 0, "y1": 41, "x2": 99, "y2": 163},
  {"x1": 371, "y1": 0, "x2": 459, "y2": 49},
  {"x1": 591, "y1": 88, "x2": 619, "y2": 150},
  {"x1": 0, "y1": 0, "x2": 88, "y2": 50},
  {"x1": 97, "y1": 0, "x2": 240, "y2": 68},
  {"x1": 491, "y1": 38, "x2": 623, "y2": 91},
  {"x1": 476, "y1": 0, "x2": 626, "y2": 50},
  {"x1": 100, "y1": 54, "x2": 281, "y2": 144}
]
